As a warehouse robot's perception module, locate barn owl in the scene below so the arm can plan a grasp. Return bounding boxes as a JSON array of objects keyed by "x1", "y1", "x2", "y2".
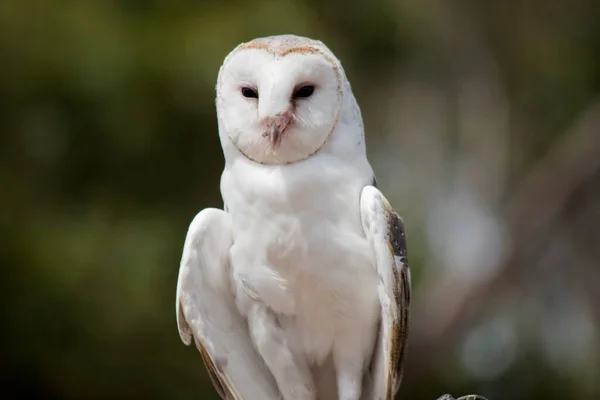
[{"x1": 175, "y1": 35, "x2": 411, "y2": 400}]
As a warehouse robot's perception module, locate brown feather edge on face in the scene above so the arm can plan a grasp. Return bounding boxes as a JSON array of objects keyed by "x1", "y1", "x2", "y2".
[{"x1": 383, "y1": 203, "x2": 410, "y2": 398}]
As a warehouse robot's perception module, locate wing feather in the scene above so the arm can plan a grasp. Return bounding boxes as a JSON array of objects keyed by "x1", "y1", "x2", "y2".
[
  {"x1": 175, "y1": 208, "x2": 280, "y2": 400},
  {"x1": 360, "y1": 186, "x2": 411, "y2": 400}
]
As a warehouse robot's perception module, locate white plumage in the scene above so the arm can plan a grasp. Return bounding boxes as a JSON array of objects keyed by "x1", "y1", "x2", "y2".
[{"x1": 176, "y1": 35, "x2": 411, "y2": 400}]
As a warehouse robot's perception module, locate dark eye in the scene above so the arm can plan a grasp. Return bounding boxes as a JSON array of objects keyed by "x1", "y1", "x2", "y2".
[
  {"x1": 241, "y1": 87, "x2": 258, "y2": 98},
  {"x1": 293, "y1": 85, "x2": 314, "y2": 99}
]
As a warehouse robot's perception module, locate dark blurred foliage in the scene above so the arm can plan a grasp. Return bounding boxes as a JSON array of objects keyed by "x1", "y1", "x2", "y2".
[{"x1": 1, "y1": 0, "x2": 599, "y2": 399}]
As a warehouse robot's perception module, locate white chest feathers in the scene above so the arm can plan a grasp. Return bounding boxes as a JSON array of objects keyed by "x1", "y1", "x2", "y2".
[{"x1": 222, "y1": 157, "x2": 380, "y2": 364}]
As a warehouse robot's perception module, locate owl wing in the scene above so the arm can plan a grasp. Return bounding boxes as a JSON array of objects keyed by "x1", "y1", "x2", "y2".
[
  {"x1": 176, "y1": 208, "x2": 280, "y2": 400},
  {"x1": 360, "y1": 186, "x2": 411, "y2": 400}
]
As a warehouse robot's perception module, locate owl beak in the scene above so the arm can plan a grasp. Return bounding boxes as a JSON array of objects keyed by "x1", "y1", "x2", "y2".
[
  {"x1": 265, "y1": 112, "x2": 292, "y2": 150},
  {"x1": 270, "y1": 125, "x2": 283, "y2": 149}
]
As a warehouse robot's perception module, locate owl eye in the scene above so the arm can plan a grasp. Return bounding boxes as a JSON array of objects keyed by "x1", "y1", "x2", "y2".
[
  {"x1": 241, "y1": 87, "x2": 258, "y2": 98},
  {"x1": 293, "y1": 85, "x2": 314, "y2": 99}
]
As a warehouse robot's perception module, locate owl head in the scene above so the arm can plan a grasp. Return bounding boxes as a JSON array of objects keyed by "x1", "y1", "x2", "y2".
[{"x1": 216, "y1": 35, "x2": 365, "y2": 166}]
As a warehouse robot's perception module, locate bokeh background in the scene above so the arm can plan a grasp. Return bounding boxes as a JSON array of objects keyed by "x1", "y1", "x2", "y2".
[{"x1": 2, "y1": 0, "x2": 600, "y2": 399}]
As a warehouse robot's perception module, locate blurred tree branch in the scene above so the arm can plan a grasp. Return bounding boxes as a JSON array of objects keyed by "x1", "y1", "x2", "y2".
[{"x1": 408, "y1": 98, "x2": 600, "y2": 379}]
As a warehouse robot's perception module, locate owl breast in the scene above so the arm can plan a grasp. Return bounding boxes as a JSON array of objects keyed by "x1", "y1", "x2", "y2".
[{"x1": 222, "y1": 153, "x2": 380, "y2": 364}]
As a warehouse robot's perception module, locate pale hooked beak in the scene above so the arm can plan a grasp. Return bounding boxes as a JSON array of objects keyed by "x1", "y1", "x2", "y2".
[{"x1": 264, "y1": 112, "x2": 292, "y2": 150}]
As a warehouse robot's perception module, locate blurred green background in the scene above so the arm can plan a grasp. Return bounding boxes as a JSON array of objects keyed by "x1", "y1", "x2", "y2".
[{"x1": 2, "y1": 0, "x2": 600, "y2": 399}]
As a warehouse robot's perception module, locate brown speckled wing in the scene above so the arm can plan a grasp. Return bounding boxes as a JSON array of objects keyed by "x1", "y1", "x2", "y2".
[
  {"x1": 384, "y1": 208, "x2": 410, "y2": 394},
  {"x1": 360, "y1": 186, "x2": 411, "y2": 400}
]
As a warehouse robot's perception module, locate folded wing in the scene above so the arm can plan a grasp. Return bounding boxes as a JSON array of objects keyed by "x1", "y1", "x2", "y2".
[
  {"x1": 175, "y1": 208, "x2": 280, "y2": 400},
  {"x1": 360, "y1": 186, "x2": 411, "y2": 400}
]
